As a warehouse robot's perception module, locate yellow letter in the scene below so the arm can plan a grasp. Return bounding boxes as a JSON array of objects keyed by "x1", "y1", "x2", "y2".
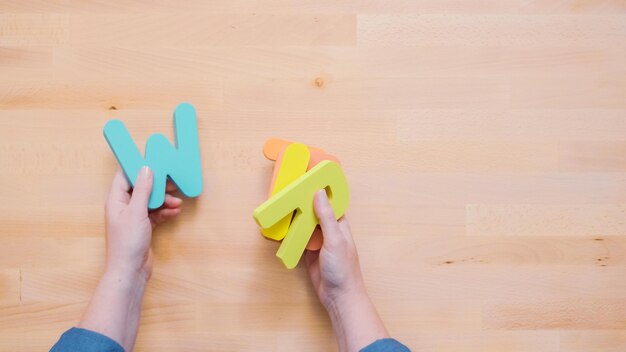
[
  {"x1": 253, "y1": 161, "x2": 350, "y2": 269},
  {"x1": 262, "y1": 143, "x2": 310, "y2": 241}
]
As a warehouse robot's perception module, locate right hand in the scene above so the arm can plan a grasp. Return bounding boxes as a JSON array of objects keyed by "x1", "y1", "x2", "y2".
[
  {"x1": 304, "y1": 190, "x2": 366, "y2": 308},
  {"x1": 305, "y1": 190, "x2": 391, "y2": 352}
]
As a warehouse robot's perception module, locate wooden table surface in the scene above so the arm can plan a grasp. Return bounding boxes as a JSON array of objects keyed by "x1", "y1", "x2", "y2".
[{"x1": 1, "y1": 1, "x2": 626, "y2": 351}]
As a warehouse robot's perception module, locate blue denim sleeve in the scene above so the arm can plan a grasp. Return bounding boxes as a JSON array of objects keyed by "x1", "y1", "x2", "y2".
[
  {"x1": 50, "y1": 327, "x2": 125, "y2": 352},
  {"x1": 360, "y1": 338, "x2": 411, "y2": 352}
]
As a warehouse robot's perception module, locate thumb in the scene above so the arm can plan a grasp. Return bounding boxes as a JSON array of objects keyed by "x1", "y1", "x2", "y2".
[
  {"x1": 130, "y1": 166, "x2": 153, "y2": 212},
  {"x1": 313, "y1": 189, "x2": 342, "y2": 248}
]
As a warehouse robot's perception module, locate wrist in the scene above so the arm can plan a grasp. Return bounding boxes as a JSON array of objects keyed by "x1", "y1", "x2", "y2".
[
  {"x1": 324, "y1": 284, "x2": 369, "y2": 318},
  {"x1": 321, "y1": 277, "x2": 367, "y2": 311},
  {"x1": 104, "y1": 263, "x2": 151, "y2": 287},
  {"x1": 324, "y1": 287, "x2": 390, "y2": 352},
  {"x1": 78, "y1": 263, "x2": 148, "y2": 352}
]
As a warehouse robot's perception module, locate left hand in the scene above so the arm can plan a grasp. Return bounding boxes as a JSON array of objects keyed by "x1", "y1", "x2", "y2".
[{"x1": 104, "y1": 167, "x2": 182, "y2": 282}]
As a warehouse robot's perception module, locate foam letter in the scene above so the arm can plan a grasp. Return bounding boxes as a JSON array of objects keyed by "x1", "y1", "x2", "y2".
[
  {"x1": 262, "y1": 143, "x2": 310, "y2": 241},
  {"x1": 263, "y1": 137, "x2": 329, "y2": 163},
  {"x1": 103, "y1": 103, "x2": 203, "y2": 209},
  {"x1": 267, "y1": 142, "x2": 340, "y2": 251},
  {"x1": 253, "y1": 161, "x2": 349, "y2": 269}
]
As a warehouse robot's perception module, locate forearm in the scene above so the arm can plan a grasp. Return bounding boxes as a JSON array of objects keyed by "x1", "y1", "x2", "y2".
[
  {"x1": 325, "y1": 287, "x2": 389, "y2": 352},
  {"x1": 78, "y1": 267, "x2": 148, "y2": 352}
]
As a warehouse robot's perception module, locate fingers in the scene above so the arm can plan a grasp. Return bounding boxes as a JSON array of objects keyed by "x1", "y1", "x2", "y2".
[
  {"x1": 337, "y1": 217, "x2": 356, "y2": 247},
  {"x1": 165, "y1": 180, "x2": 178, "y2": 193},
  {"x1": 337, "y1": 217, "x2": 351, "y2": 236},
  {"x1": 149, "y1": 207, "x2": 181, "y2": 226},
  {"x1": 129, "y1": 166, "x2": 154, "y2": 212},
  {"x1": 304, "y1": 250, "x2": 321, "y2": 287},
  {"x1": 313, "y1": 189, "x2": 342, "y2": 248},
  {"x1": 149, "y1": 194, "x2": 182, "y2": 227},
  {"x1": 162, "y1": 194, "x2": 183, "y2": 209},
  {"x1": 304, "y1": 249, "x2": 320, "y2": 267},
  {"x1": 107, "y1": 169, "x2": 132, "y2": 207},
  {"x1": 306, "y1": 227, "x2": 323, "y2": 251}
]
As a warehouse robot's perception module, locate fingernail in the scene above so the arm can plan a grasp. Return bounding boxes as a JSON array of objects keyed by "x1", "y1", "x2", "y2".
[
  {"x1": 141, "y1": 166, "x2": 152, "y2": 179},
  {"x1": 317, "y1": 189, "x2": 328, "y2": 202}
]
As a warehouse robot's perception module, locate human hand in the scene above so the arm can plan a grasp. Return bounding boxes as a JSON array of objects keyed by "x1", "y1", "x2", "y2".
[
  {"x1": 74, "y1": 167, "x2": 182, "y2": 351},
  {"x1": 105, "y1": 167, "x2": 182, "y2": 282},
  {"x1": 305, "y1": 190, "x2": 389, "y2": 352},
  {"x1": 304, "y1": 190, "x2": 365, "y2": 308}
]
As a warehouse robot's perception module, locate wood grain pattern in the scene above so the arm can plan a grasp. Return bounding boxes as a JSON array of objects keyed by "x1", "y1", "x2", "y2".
[{"x1": 1, "y1": 1, "x2": 625, "y2": 351}]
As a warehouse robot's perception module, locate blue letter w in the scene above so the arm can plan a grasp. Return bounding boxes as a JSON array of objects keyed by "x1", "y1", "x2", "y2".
[{"x1": 103, "y1": 103, "x2": 203, "y2": 209}]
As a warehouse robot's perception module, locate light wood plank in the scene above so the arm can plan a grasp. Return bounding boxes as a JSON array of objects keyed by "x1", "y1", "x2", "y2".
[
  {"x1": 560, "y1": 331, "x2": 626, "y2": 352},
  {"x1": 484, "y1": 300, "x2": 626, "y2": 329},
  {"x1": 358, "y1": 14, "x2": 626, "y2": 46},
  {"x1": 1, "y1": 2, "x2": 626, "y2": 351},
  {"x1": 467, "y1": 204, "x2": 626, "y2": 237},
  {"x1": 0, "y1": 269, "x2": 21, "y2": 304}
]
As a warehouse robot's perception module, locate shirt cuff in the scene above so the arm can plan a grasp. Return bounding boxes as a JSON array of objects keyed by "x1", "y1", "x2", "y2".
[
  {"x1": 50, "y1": 327, "x2": 125, "y2": 352},
  {"x1": 360, "y1": 338, "x2": 411, "y2": 352}
]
